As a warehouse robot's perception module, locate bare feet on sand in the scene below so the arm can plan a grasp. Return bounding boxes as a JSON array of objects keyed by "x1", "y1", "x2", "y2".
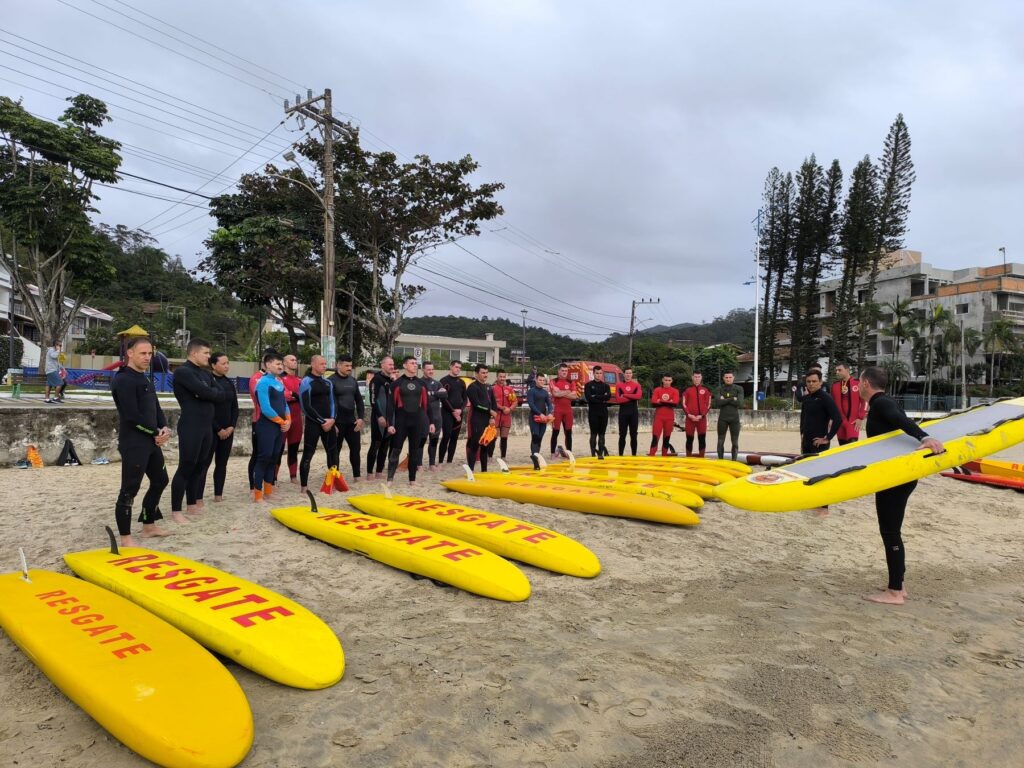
[
  {"x1": 864, "y1": 589, "x2": 906, "y2": 605},
  {"x1": 120, "y1": 535, "x2": 137, "y2": 548},
  {"x1": 810, "y1": 507, "x2": 829, "y2": 518},
  {"x1": 213, "y1": 496, "x2": 224, "y2": 503},
  {"x1": 171, "y1": 511, "x2": 190, "y2": 524},
  {"x1": 186, "y1": 504, "x2": 202, "y2": 517},
  {"x1": 291, "y1": 477, "x2": 299, "y2": 485},
  {"x1": 140, "y1": 524, "x2": 171, "y2": 538}
]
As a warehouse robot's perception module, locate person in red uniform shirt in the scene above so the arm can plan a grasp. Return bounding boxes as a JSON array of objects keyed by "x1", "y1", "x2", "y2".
[
  {"x1": 549, "y1": 363, "x2": 578, "y2": 456},
  {"x1": 649, "y1": 374, "x2": 680, "y2": 455},
  {"x1": 489, "y1": 368, "x2": 517, "y2": 460},
  {"x1": 681, "y1": 371, "x2": 712, "y2": 457},
  {"x1": 830, "y1": 362, "x2": 865, "y2": 445},
  {"x1": 276, "y1": 353, "x2": 304, "y2": 484},
  {"x1": 615, "y1": 367, "x2": 643, "y2": 455}
]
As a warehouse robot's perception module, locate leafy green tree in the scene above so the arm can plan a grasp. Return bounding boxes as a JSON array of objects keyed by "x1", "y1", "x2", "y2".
[
  {"x1": 0, "y1": 94, "x2": 121, "y2": 364},
  {"x1": 301, "y1": 128, "x2": 504, "y2": 355},
  {"x1": 984, "y1": 319, "x2": 1018, "y2": 395}
]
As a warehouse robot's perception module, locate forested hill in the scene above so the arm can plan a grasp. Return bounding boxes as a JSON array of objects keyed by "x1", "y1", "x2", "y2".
[
  {"x1": 400, "y1": 307, "x2": 755, "y2": 368},
  {"x1": 636, "y1": 308, "x2": 755, "y2": 348},
  {"x1": 400, "y1": 315, "x2": 590, "y2": 368}
]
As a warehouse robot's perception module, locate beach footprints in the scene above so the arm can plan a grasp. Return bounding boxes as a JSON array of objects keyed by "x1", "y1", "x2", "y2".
[{"x1": 970, "y1": 650, "x2": 1024, "y2": 670}]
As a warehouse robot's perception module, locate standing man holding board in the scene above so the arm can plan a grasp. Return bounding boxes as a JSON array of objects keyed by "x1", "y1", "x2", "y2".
[{"x1": 858, "y1": 366, "x2": 945, "y2": 605}]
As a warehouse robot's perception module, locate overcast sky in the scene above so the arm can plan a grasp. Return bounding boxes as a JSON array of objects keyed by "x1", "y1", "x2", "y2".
[{"x1": 4, "y1": 0, "x2": 1022, "y2": 339}]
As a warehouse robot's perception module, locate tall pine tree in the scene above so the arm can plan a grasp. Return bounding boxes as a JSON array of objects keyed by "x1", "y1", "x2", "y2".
[
  {"x1": 758, "y1": 168, "x2": 795, "y2": 392},
  {"x1": 788, "y1": 155, "x2": 825, "y2": 379},
  {"x1": 831, "y1": 156, "x2": 879, "y2": 368}
]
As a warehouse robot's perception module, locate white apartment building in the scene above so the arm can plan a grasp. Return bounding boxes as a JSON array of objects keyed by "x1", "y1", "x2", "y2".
[{"x1": 392, "y1": 332, "x2": 506, "y2": 367}]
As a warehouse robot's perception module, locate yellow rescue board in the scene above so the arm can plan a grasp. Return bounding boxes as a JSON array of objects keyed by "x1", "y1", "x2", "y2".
[
  {"x1": 0, "y1": 570, "x2": 252, "y2": 768},
  {"x1": 64, "y1": 547, "x2": 344, "y2": 690},
  {"x1": 442, "y1": 478, "x2": 701, "y2": 526},
  {"x1": 475, "y1": 470, "x2": 706, "y2": 508},
  {"x1": 347, "y1": 494, "x2": 601, "y2": 578},
  {"x1": 270, "y1": 505, "x2": 530, "y2": 602},
  {"x1": 563, "y1": 460, "x2": 737, "y2": 483},
  {"x1": 572, "y1": 456, "x2": 752, "y2": 476},
  {"x1": 509, "y1": 464, "x2": 720, "y2": 491},
  {"x1": 715, "y1": 397, "x2": 1024, "y2": 512}
]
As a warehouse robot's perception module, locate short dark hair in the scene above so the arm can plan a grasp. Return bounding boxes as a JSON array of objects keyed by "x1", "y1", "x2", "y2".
[
  {"x1": 860, "y1": 366, "x2": 888, "y2": 391},
  {"x1": 126, "y1": 336, "x2": 152, "y2": 350},
  {"x1": 403, "y1": 355, "x2": 417, "y2": 364},
  {"x1": 723, "y1": 370, "x2": 734, "y2": 375},
  {"x1": 264, "y1": 352, "x2": 283, "y2": 364},
  {"x1": 337, "y1": 354, "x2": 353, "y2": 364},
  {"x1": 496, "y1": 368, "x2": 506, "y2": 374},
  {"x1": 592, "y1": 365, "x2": 603, "y2": 372},
  {"x1": 451, "y1": 360, "x2": 462, "y2": 367},
  {"x1": 662, "y1": 373, "x2": 673, "y2": 379},
  {"x1": 187, "y1": 338, "x2": 210, "y2": 354},
  {"x1": 209, "y1": 352, "x2": 227, "y2": 366},
  {"x1": 558, "y1": 363, "x2": 568, "y2": 370},
  {"x1": 805, "y1": 369, "x2": 822, "y2": 381},
  {"x1": 474, "y1": 363, "x2": 488, "y2": 373},
  {"x1": 624, "y1": 367, "x2": 632, "y2": 374}
]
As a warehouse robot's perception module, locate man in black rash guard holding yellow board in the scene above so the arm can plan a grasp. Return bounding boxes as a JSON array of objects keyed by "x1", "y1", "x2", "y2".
[
  {"x1": 111, "y1": 337, "x2": 174, "y2": 547},
  {"x1": 858, "y1": 366, "x2": 944, "y2": 606}
]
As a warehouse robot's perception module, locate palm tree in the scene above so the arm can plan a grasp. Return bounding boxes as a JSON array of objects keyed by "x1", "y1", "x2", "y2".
[
  {"x1": 881, "y1": 296, "x2": 916, "y2": 362},
  {"x1": 984, "y1": 319, "x2": 1018, "y2": 395},
  {"x1": 879, "y1": 358, "x2": 910, "y2": 395},
  {"x1": 922, "y1": 304, "x2": 952, "y2": 407}
]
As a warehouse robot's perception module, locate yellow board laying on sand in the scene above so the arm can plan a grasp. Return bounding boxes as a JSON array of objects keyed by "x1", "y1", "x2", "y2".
[
  {"x1": 476, "y1": 470, "x2": 706, "y2": 508},
  {"x1": 347, "y1": 494, "x2": 600, "y2": 578},
  {"x1": 442, "y1": 477, "x2": 700, "y2": 526},
  {"x1": 715, "y1": 397, "x2": 1024, "y2": 512},
  {"x1": 563, "y1": 460, "x2": 737, "y2": 483},
  {"x1": 0, "y1": 570, "x2": 252, "y2": 768},
  {"x1": 572, "y1": 456, "x2": 752, "y2": 477},
  {"x1": 271, "y1": 501, "x2": 530, "y2": 602},
  {"x1": 508, "y1": 463, "x2": 722, "y2": 491},
  {"x1": 64, "y1": 546, "x2": 344, "y2": 690}
]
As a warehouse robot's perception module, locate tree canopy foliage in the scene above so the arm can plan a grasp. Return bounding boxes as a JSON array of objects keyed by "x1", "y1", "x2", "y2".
[{"x1": 0, "y1": 94, "x2": 121, "y2": 363}]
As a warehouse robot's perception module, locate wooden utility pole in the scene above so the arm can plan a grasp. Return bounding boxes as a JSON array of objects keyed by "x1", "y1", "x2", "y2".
[
  {"x1": 627, "y1": 297, "x2": 660, "y2": 368},
  {"x1": 284, "y1": 88, "x2": 349, "y2": 366}
]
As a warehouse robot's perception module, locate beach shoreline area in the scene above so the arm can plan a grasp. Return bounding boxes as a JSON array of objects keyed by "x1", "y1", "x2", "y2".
[{"x1": 2, "y1": 429, "x2": 1023, "y2": 767}]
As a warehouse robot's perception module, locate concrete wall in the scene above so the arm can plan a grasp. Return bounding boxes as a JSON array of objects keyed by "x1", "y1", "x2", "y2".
[{"x1": 0, "y1": 405, "x2": 801, "y2": 466}]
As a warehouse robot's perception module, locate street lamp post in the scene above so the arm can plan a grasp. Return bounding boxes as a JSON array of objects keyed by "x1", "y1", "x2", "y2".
[{"x1": 520, "y1": 309, "x2": 527, "y2": 385}]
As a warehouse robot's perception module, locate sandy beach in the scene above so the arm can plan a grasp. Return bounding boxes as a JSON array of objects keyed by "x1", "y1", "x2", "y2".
[{"x1": 1, "y1": 428, "x2": 1023, "y2": 768}]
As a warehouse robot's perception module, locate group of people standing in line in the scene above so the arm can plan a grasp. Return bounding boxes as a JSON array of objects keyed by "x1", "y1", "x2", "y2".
[
  {"x1": 525, "y1": 365, "x2": 746, "y2": 462},
  {"x1": 109, "y1": 339, "x2": 942, "y2": 606}
]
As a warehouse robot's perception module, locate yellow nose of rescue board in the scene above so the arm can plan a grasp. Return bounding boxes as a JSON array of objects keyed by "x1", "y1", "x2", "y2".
[
  {"x1": 270, "y1": 503, "x2": 531, "y2": 602},
  {"x1": 347, "y1": 494, "x2": 601, "y2": 578},
  {"x1": 64, "y1": 547, "x2": 344, "y2": 690},
  {"x1": 0, "y1": 570, "x2": 253, "y2": 768}
]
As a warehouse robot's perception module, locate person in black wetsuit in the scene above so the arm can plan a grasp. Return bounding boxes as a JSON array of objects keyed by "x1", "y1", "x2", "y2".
[
  {"x1": 584, "y1": 365, "x2": 612, "y2": 458},
  {"x1": 438, "y1": 360, "x2": 467, "y2": 463},
  {"x1": 465, "y1": 364, "x2": 497, "y2": 472},
  {"x1": 208, "y1": 352, "x2": 238, "y2": 502},
  {"x1": 858, "y1": 366, "x2": 945, "y2": 605},
  {"x1": 171, "y1": 338, "x2": 224, "y2": 518},
  {"x1": 111, "y1": 337, "x2": 173, "y2": 547},
  {"x1": 298, "y1": 354, "x2": 338, "y2": 492},
  {"x1": 798, "y1": 369, "x2": 842, "y2": 515},
  {"x1": 420, "y1": 361, "x2": 445, "y2": 471},
  {"x1": 798, "y1": 370, "x2": 842, "y2": 455},
  {"x1": 366, "y1": 356, "x2": 395, "y2": 479},
  {"x1": 331, "y1": 354, "x2": 365, "y2": 482},
  {"x1": 386, "y1": 356, "x2": 431, "y2": 483}
]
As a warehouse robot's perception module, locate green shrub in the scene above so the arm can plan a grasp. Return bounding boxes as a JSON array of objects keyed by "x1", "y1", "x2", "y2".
[{"x1": 0, "y1": 335, "x2": 25, "y2": 370}]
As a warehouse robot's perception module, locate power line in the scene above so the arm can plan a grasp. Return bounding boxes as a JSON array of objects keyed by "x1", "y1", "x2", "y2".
[
  {"x1": 0, "y1": 35, "x2": 290, "y2": 146},
  {"x1": 53, "y1": 0, "x2": 289, "y2": 99},
  {"x1": 0, "y1": 26, "x2": 297, "y2": 142},
  {"x1": 94, "y1": 183, "x2": 211, "y2": 207},
  {"x1": 103, "y1": 0, "x2": 309, "y2": 92},
  {"x1": 134, "y1": 120, "x2": 286, "y2": 231}
]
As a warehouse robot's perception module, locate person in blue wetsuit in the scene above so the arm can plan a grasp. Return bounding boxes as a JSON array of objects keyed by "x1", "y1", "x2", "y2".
[
  {"x1": 527, "y1": 373, "x2": 553, "y2": 459},
  {"x1": 251, "y1": 353, "x2": 291, "y2": 502},
  {"x1": 298, "y1": 354, "x2": 338, "y2": 492}
]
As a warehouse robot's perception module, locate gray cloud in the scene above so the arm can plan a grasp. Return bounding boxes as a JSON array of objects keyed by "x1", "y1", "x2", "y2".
[{"x1": 6, "y1": 0, "x2": 1021, "y2": 338}]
